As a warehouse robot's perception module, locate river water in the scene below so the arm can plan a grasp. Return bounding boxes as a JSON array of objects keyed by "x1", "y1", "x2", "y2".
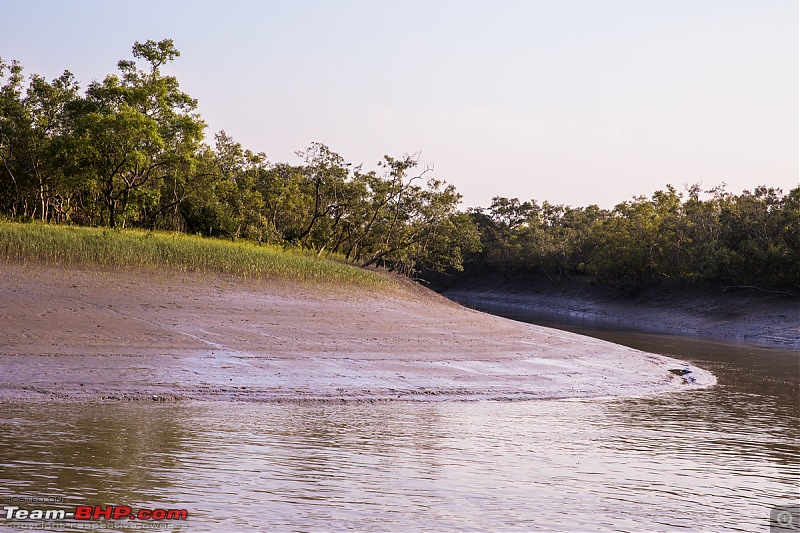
[{"x1": 0, "y1": 305, "x2": 797, "y2": 532}]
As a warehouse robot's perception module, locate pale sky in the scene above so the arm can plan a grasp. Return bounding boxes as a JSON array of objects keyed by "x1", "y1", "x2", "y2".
[{"x1": 3, "y1": 0, "x2": 798, "y2": 208}]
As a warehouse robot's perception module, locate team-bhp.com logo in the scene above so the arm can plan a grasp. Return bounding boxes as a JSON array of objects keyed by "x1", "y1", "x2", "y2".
[{"x1": 2, "y1": 504, "x2": 188, "y2": 521}]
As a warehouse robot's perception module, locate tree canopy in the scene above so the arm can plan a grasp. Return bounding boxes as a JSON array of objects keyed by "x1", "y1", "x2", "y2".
[
  {"x1": 466, "y1": 184, "x2": 799, "y2": 290},
  {"x1": 1, "y1": 39, "x2": 797, "y2": 288}
]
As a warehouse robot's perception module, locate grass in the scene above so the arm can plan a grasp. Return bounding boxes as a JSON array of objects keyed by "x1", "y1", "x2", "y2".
[{"x1": 0, "y1": 221, "x2": 392, "y2": 288}]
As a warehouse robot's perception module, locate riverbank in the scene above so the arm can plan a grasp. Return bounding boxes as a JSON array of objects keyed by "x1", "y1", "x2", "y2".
[
  {"x1": 438, "y1": 273, "x2": 799, "y2": 347},
  {"x1": 0, "y1": 262, "x2": 714, "y2": 402}
]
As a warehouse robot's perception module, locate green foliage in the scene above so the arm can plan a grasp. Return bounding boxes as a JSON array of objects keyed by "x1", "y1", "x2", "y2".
[
  {"x1": 66, "y1": 38, "x2": 206, "y2": 228},
  {"x1": 467, "y1": 184, "x2": 800, "y2": 289},
  {"x1": 3, "y1": 41, "x2": 794, "y2": 287},
  {"x1": 0, "y1": 221, "x2": 389, "y2": 287},
  {"x1": 0, "y1": 59, "x2": 80, "y2": 223},
  {"x1": 0, "y1": 40, "x2": 480, "y2": 278}
]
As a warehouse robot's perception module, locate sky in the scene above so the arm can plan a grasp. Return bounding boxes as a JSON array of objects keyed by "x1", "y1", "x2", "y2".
[{"x1": 2, "y1": 0, "x2": 798, "y2": 209}]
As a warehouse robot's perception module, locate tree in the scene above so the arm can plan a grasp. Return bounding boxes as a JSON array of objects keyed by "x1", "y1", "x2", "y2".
[
  {"x1": 354, "y1": 154, "x2": 432, "y2": 268},
  {"x1": 67, "y1": 39, "x2": 205, "y2": 227},
  {"x1": 402, "y1": 180, "x2": 481, "y2": 274},
  {"x1": 0, "y1": 58, "x2": 26, "y2": 217},
  {"x1": 291, "y1": 143, "x2": 351, "y2": 248},
  {"x1": 0, "y1": 59, "x2": 81, "y2": 221}
]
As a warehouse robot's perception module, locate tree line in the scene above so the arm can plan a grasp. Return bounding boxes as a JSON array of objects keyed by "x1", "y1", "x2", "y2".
[
  {"x1": 466, "y1": 184, "x2": 799, "y2": 290},
  {"x1": 2, "y1": 39, "x2": 797, "y2": 289},
  {"x1": 0, "y1": 39, "x2": 480, "y2": 275}
]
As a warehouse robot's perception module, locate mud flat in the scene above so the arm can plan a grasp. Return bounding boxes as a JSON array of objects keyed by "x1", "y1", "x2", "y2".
[
  {"x1": 437, "y1": 273, "x2": 799, "y2": 347},
  {"x1": 0, "y1": 263, "x2": 714, "y2": 403}
]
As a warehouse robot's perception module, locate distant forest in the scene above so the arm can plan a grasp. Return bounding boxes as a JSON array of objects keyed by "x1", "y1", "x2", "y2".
[{"x1": 2, "y1": 39, "x2": 798, "y2": 289}]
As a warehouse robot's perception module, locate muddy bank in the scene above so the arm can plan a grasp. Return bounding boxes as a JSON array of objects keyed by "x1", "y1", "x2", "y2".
[
  {"x1": 437, "y1": 273, "x2": 799, "y2": 347},
  {"x1": 0, "y1": 263, "x2": 714, "y2": 403}
]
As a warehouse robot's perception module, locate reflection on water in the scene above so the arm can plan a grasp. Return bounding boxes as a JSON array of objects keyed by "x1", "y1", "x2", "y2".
[
  {"x1": 0, "y1": 404, "x2": 188, "y2": 516},
  {"x1": 0, "y1": 307, "x2": 798, "y2": 532}
]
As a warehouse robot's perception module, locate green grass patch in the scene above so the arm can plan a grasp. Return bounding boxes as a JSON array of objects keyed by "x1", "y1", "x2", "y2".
[{"x1": 0, "y1": 222, "x2": 392, "y2": 287}]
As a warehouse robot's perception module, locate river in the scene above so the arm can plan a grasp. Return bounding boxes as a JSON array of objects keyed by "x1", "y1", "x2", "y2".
[{"x1": 1, "y1": 304, "x2": 797, "y2": 532}]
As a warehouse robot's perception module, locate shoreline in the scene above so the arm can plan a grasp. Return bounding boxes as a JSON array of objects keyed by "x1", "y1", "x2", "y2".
[
  {"x1": 0, "y1": 263, "x2": 715, "y2": 403},
  {"x1": 437, "y1": 274, "x2": 799, "y2": 348}
]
